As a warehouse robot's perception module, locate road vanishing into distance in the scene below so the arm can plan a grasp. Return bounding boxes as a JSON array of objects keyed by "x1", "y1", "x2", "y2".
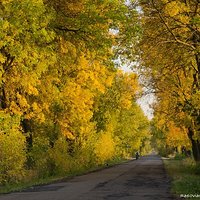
[{"x1": 0, "y1": 155, "x2": 178, "y2": 200}]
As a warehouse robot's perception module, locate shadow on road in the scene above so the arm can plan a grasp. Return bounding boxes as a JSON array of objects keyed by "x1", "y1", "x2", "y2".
[{"x1": 0, "y1": 155, "x2": 179, "y2": 200}]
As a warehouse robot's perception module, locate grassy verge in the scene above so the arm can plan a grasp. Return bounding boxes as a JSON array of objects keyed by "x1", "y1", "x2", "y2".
[
  {"x1": 163, "y1": 157, "x2": 200, "y2": 200},
  {"x1": 0, "y1": 157, "x2": 129, "y2": 194}
]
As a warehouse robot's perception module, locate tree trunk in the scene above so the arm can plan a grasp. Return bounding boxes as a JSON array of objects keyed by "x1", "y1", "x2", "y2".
[
  {"x1": 0, "y1": 87, "x2": 7, "y2": 109},
  {"x1": 21, "y1": 119, "x2": 33, "y2": 148},
  {"x1": 188, "y1": 127, "x2": 200, "y2": 162}
]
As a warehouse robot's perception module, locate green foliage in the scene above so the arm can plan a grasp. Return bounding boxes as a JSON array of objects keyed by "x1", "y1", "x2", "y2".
[
  {"x1": 29, "y1": 136, "x2": 50, "y2": 178},
  {"x1": 194, "y1": 164, "x2": 200, "y2": 176},
  {"x1": 0, "y1": 112, "x2": 26, "y2": 184},
  {"x1": 174, "y1": 153, "x2": 187, "y2": 160},
  {"x1": 48, "y1": 137, "x2": 71, "y2": 175}
]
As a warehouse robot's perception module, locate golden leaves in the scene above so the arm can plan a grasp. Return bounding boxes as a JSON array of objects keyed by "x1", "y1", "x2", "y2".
[
  {"x1": 166, "y1": 122, "x2": 191, "y2": 149},
  {"x1": 120, "y1": 95, "x2": 132, "y2": 109},
  {"x1": 9, "y1": 101, "x2": 23, "y2": 116},
  {"x1": 61, "y1": 126, "x2": 75, "y2": 140},
  {"x1": 164, "y1": 1, "x2": 189, "y2": 17},
  {"x1": 16, "y1": 93, "x2": 29, "y2": 109},
  {"x1": 1, "y1": 0, "x2": 14, "y2": 5},
  {"x1": 164, "y1": 2, "x2": 179, "y2": 17},
  {"x1": 94, "y1": 132, "x2": 115, "y2": 164},
  {"x1": 0, "y1": 54, "x2": 6, "y2": 64},
  {"x1": 66, "y1": 2, "x2": 84, "y2": 14},
  {"x1": 27, "y1": 85, "x2": 39, "y2": 96}
]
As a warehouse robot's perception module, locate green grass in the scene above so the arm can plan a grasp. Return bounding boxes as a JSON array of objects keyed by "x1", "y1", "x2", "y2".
[{"x1": 163, "y1": 157, "x2": 200, "y2": 200}]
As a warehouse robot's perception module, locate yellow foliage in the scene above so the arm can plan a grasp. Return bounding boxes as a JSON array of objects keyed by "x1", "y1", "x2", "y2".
[
  {"x1": 95, "y1": 133, "x2": 115, "y2": 164},
  {"x1": 191, "y1": 91, "x2": 200, "y2": 110},
  {"x1": 59, "y1": 38, "x2": 77, "y2": 56},
  {"x1": 0, "y1": 0, "x2": 150, "y2": 183},
  {"x1": 62, "y1": 129, "x2": 75, "y2": 140},
  {"x1": 9, "y1": 101, "x2": 23, "y2": 116},
  {"x1": 67, "y1": 2, "x2": 84, "y2": 13},
  {"x1": 24, "y1": 112, "x2": 34, "y2": 120},
  {"x1": 0, "y1": 54, "x2": 6, "y2": 63},
  {"x1": 27, "y1": 85, "x2": 39, "y2": 95},
  {"x1": 166, "y1": 122, "x2": 191, "y2": 149},
  {"x1": 1, "y1": 0, "x2": 14, "y2": 5},
  {"x1": 76, "y1": 54, "x2": 113, "y2": 93},
  {"x1": 37, "y1": 113, "x2": 45, "y2": 123},
  {"x1": 32, "y1": 102, "x2": 39, "y2": 111},
  {"x1": 120, "y1": 95, "x2": 132, "y2": 109},
  {"x1": 164, "y1": 1, "x2": 189, "y2": 17},
  {"x1": 16, "y1": 93, "x2": 29, "y2": 109}
]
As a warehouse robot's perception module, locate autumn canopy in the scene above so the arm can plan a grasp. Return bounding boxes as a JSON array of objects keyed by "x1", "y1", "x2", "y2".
[{"x1": 0, "y1": 0, "x2": 150, "y2": 184}]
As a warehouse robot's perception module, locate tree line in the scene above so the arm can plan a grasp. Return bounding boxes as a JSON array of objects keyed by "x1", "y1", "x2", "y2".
[
  {"x1": 139, "y1": 0, "x2": 200, "y2": 161},
  {"x1": 0, "y1": 0, "x2": 150, "y2": 184},
  {"x1": 1, "y1": 0, "x2": 198, "y2": 186}
]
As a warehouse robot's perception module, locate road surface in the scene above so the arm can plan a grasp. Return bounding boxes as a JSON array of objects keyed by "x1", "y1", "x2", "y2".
[{"x1": 0, "y1": 155, "x2": 177, "y2": 200}]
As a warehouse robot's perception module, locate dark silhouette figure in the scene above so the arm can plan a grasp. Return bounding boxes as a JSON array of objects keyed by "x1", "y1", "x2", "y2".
[{"x1": 135, "y1": 152, "x2": 139, "y2": 160}]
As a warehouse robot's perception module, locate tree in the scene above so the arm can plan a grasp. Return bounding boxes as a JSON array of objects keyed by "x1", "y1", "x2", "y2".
[
  {"x1": 139, "y1": 0, "x2": 200, "y2": 161},
  {"x1": 93, "y1": 71, "x2": 150, "y2": 158}
]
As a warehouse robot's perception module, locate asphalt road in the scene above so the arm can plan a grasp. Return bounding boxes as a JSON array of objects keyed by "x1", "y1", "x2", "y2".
[{"x1": 0, "y1": 155, "x2": 177, "y2": 200}]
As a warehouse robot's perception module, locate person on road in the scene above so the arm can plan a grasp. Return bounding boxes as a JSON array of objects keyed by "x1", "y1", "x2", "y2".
[{"x1": 135, "y1": 151, "x2": 139, "y2": 160}]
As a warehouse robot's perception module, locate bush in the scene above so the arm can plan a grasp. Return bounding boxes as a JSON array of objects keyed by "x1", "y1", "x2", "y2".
[
  {"x1": 193, "y1": 163, "x2": 200, "y2": 175},
  {"x1": 48, "y1": 137, "x2": 71, "y2": 175},
  {"x1": 174, "y1": 153, "x2": 187, "y2": 160},
  {"x1": 28, "y1": 136, "x2": 50, "y2": 178},
  {"x1": 95, "y1": 132, "x2": 115, "y2": 165},
  {"x1": 0, "y1": 112, "x2": 27, "y2": 184}
]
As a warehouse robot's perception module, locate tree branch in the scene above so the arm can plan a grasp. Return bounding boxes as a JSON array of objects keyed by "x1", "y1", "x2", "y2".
[
  {"x1": 151, "y1": 0, "x2": 196, "y2": 50},
  {"x1": 54, "y1": 26, "x2": 81, "y2": 33}
]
